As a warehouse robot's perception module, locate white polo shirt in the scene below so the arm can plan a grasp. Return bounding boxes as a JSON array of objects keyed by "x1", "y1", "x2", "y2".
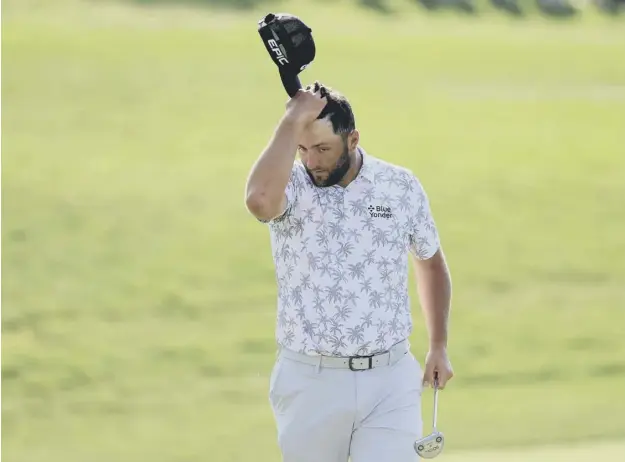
[{"x1": 262, "y1": 147, "x2": 440, "y2": 357}]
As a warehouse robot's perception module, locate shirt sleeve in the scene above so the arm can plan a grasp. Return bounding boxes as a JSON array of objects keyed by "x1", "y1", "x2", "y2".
[
  {"x1": 258, "y1": 165, "x2": 302, "y2": 225},
  {"x1": 408, "y1": 174, "x2": 440, "y2": 260}
]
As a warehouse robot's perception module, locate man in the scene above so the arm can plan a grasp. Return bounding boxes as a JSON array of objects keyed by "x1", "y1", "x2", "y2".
[{"x1": 245, "y1": 81, "x2": 454, "y2": 462}]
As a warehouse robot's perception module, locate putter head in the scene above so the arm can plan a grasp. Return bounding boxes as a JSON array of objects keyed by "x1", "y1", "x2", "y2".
[{"x1": 414, "y1": 431, "x2": 444, "y2": 459}]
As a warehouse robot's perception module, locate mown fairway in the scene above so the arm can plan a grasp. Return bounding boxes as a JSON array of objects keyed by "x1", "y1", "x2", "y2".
[{"x1": 2, "y1": 0, "x2": 625, "y2": 461}]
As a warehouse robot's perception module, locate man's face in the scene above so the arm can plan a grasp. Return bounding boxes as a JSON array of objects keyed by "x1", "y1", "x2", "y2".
[{"x1": 298, "y1": 118, "x2": 356, "y2": 187}]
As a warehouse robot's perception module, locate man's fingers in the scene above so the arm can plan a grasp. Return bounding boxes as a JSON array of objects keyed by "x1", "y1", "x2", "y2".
[
  {"x1": 435, "y1": 369, "x2": 454, "y2": 390},
  {"x1": 422, "y1": 350, "x2": 454, "y2": 390},
  {"x1": 437, "y1": 373, "x2": 447, "y2": 390},
  {"x1": 423, "y1": 364, "x2": 455, "y2": 389},
  {"x1": 422, "y1": 362, "x2": 435, "y2": 387}
]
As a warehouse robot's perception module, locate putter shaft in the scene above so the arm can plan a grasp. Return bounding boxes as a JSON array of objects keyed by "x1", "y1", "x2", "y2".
[{"x1": 432, "y1": 379, "x2": 439, "y2": 431}]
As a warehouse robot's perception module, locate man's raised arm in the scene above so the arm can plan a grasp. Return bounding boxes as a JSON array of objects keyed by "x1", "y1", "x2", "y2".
[{"x1": 245, "y1": 86, "x2": 326, "y2": 222}]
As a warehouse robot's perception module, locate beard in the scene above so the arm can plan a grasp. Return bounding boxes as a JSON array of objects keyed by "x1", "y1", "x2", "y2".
[{"x1": 305, "y1": 140, "x2": 351, "y2": 188}]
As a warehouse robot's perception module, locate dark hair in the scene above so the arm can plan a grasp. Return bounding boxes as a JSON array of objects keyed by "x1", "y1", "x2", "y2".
[{"x1": 315, "y1": 84, "x2": 356, "y2": 137}]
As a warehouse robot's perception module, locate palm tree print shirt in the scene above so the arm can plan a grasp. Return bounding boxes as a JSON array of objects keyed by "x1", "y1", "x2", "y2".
[{"x1": 261, "y1": 148, "x2": 440, "y2": 357}]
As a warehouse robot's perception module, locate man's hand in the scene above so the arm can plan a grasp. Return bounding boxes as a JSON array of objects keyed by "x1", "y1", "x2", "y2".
[
  {"x1": 422, "y1": 346, "x2": 454, "y2": 389},
  {"x1": 245, "y1": 82, "x2": 328, "y2": 222},
  {"x1": 284, "y1": 81, "x2": 327, "y2": 126}
]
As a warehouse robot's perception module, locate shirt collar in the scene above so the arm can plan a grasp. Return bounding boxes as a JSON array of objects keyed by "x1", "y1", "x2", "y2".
[{"x1": 356, "y1": 146, "x2": 376, "y2": 184}]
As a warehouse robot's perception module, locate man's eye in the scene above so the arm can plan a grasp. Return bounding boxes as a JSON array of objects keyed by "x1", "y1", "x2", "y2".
[{"x1": 319, "y1": 147, "x2": 329, "y2": 152}]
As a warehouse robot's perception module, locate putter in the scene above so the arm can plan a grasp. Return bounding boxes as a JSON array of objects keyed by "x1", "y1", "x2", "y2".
[{"x1": 414, "y1": 376, "x2": 445, "y2": 459}]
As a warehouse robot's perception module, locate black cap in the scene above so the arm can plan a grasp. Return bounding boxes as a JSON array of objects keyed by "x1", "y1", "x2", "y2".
[{"x1": 258, "y1": 13, "x2": 316, "y2": 97}]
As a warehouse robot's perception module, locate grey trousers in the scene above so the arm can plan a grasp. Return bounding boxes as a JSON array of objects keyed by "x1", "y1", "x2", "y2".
[{"x1": 269, "y1": 348, "x2": 424, "y2": 462}]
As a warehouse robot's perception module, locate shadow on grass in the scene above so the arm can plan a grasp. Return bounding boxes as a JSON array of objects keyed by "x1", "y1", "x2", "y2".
[
  {"x1": 112, "y1": 0, "x2": 395, "y2": 15},
  {"x1": 413, "y1": 0, "x2": 588, "y2": 18},
  {"x1": 359, "y1": 0, "x2": 394, "y2": 14},
  {"x1": 107, "y1": 0, "x2": 590, "y2": 19},
  {"x1": 536, "y1": 0, "x2": 579, "y2": 18},
  {"x1": 491, "y1": 0, "x2": 525, "y2": 17},
  {"x1": 414, "y1": 0, "x2": 477, "y2": 14},
  {"x1": 122, "y1": 0, "x2": 279, "y2": 10}
]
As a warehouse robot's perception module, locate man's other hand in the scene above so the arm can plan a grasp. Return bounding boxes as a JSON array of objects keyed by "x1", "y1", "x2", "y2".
[{"x1": 422, "y1": 346, "x2": 454, "y2": 389}]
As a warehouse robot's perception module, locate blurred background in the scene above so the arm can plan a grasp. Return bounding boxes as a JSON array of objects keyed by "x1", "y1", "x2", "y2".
[{"x1": 2, "y1": 0, "x2": 625, "y2": 461}]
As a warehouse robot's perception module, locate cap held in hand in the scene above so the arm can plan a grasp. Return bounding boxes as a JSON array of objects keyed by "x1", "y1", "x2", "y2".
[{"x1": 257, "y1": 13, "x2": 316, "y2": 98}]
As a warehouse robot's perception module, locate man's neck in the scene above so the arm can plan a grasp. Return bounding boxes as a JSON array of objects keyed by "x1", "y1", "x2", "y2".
[{"x1": 338, "y1": 148, "x2": 363, "y2": 188}]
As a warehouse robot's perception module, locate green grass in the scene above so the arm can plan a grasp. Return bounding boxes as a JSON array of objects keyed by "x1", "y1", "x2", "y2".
[
  {"x1": 444, "y1": 441, "x2": 625, "y2": 461},
  {"x1": 3, "y1": 0, "x2": 625, "y2": 461}
]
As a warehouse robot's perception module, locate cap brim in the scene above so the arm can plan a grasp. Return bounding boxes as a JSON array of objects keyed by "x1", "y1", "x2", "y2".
[{"x1": 279, "y1": 68, "x2": 302, "y2": 98}]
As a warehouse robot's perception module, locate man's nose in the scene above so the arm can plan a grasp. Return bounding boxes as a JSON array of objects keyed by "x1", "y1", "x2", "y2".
[{"x1": 305, "y1": 156, "x2": 321, "y2": 171}]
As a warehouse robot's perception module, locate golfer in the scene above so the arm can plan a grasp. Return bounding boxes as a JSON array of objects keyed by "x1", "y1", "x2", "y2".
[{"x1": 245, "y1": 81, "x2": 454, "y2": 462}]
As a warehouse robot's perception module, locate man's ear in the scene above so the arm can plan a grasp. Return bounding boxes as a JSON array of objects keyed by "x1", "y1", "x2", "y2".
[{"x1": 349, "y1": 129, "x2": 360, "y2": 151}]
